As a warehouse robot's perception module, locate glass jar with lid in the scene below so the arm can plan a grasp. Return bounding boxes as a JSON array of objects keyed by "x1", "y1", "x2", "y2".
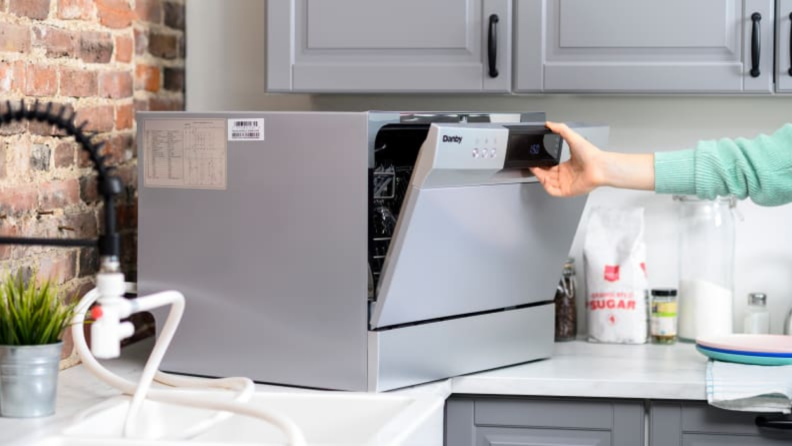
[
  {"x1": 674, "y1": 195, "x2": 737, "y2": 342},
  {"x1": 651, "y1": 289, "x2": 678, "y2": 344}
]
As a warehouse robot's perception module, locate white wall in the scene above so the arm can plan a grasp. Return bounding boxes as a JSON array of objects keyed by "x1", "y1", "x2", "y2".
[
  {"x1": 186, "y1": 0, "x2": 313, "y2": 112},
  {"x1": 187, "y1": 1, "x2": 792, "y2": 335}
]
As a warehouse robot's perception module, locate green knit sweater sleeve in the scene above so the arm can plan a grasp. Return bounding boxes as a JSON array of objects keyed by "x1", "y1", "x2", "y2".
[{"x1": 654, "y1": 124, "x2": 792, "y2": 206}]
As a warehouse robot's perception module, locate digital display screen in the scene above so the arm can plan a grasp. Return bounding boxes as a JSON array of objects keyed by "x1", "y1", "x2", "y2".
[{"x1": 503, "y1": 126, "x2": 563, "y2": 169}]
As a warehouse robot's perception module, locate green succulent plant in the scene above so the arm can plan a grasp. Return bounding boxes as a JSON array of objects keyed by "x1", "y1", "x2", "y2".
[{"x1": 0, "y1": 272, "x2": 79, "y2": 346}]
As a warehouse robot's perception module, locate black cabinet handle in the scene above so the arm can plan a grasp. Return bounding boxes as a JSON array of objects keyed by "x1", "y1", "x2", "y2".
[
  {"x1": 788, "y1": 12, "x2": 792, "y2": 76},
  {"x1": 750, "y1": 12, "x2": 762, "y2": 78},
  {"x1": 756, "y1": 416, "x2": 792, "y2": 430},
  {"x1": 488, "y1": 14, "x2": 499, "y2": 78}
]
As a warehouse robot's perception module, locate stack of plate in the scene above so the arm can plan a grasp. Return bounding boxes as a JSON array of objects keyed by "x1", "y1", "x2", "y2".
[{"x1": 696, "y1": 334, "x2": 792, "y2": 366}]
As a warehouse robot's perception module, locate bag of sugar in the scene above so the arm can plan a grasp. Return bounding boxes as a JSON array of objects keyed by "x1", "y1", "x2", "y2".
[{"x1": 584, "y1": 207, "x2": 648, "y2": 344}]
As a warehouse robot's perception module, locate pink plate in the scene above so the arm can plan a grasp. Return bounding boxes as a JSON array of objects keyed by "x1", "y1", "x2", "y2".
[{"x1": 696, "y1": 334, "x2": 792, "y2": 354}]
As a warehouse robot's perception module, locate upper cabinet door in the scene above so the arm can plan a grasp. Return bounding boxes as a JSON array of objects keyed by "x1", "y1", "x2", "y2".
[
  {"x1": 267, "y1": 0, "x2": 512, "y2": 93},
  {"x1": 778, "y1": 0, "x2": 792, "y2": 92},
  {"x1": 515, "y1": 0, "x2": 775, "y2": 93}
]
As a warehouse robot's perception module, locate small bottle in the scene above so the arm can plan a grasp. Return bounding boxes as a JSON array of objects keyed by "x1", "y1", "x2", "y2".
[
  {"x1": 651, "y1": 289, "x2": 678, "y2": 344},
  {"x1": 743, "y1": 293, "x2": 769, "y2": 334},
  {"x1": 554, "y1": 258, "x2": 577, "y2": 342}
]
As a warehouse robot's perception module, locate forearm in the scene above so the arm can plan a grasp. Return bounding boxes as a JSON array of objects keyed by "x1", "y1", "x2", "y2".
[
  {"x1": 654, "y1": 124, "x2": 792, "y2": 206},
  {"x1": 598, "y1": 152, "x2": 655, "y2": 191}
]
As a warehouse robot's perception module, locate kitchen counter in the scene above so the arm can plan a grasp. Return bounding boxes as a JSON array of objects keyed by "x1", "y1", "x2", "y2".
[
  {"x1": 0, "y1": 340, "x2": 708, "y2": 445},
  {"x1": 453, "y1": 339, "x2": 708, "y2": 400},
  {"x1": 0, "y1": 339, "x2": 450, "y2": 446}
]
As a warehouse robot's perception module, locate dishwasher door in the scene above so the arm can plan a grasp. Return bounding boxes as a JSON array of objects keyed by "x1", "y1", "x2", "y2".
[{"x1": 369, "y1": 123, "x2": 604, "y2": 329}]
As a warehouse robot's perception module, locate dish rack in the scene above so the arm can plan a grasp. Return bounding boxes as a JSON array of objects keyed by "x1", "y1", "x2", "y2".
[{"x1": 367, "y1": 124, "x2": 426, "y2": 299}]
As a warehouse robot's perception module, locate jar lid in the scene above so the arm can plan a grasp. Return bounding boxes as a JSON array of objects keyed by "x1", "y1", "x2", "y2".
[
  {"x1": 672, "y1": 194, "x2": 738, "y2": 207},
  {"x1": 749, "y1": 293, "x2": 767, "y2": 305},
  {"x1": 651, "y1": 288, "x2": 678, "y2": 296}
]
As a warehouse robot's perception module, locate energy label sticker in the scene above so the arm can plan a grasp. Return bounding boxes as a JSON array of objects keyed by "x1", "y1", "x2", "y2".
[{"x1": 143, "y1": 119, "x2": 227, "y2": 190}]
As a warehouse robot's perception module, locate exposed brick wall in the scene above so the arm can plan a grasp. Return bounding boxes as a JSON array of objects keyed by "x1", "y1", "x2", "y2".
[{"x1": 0, "y1": 0, "x2": 185, "y2": 366}]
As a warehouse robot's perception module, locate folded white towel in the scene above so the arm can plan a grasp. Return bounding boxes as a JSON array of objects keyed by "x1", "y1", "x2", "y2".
[{"x1": 706, "y1": 360, "x2": 792, "y2": 413}]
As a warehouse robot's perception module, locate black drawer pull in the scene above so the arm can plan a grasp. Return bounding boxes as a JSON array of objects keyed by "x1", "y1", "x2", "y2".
[
  {"x1": 788, "y1": 12, "x2": 792, "y2": 76},
  {"x1": 750, "y1": 12, "x2": 762, "y2": 78},
  {"x1": 488, "y1": 14, "x2": 499, "y2": 78},
  {"x1": 756, "y1": 416, "x2": 792, "y2": 430}
]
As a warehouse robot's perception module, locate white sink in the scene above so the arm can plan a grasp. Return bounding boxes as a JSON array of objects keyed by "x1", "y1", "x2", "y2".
[{"x1": 28, "y1": 390, "x2": 444, "y2": 446}]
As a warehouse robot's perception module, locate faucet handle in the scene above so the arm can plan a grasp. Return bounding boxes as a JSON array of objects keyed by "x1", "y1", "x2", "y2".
[
  {"x1": 90, "y1": 305, "x2": 122, "y2": 359},
  {"x1": 90, "y1": 271, "x2": 131, "y2": 358}
]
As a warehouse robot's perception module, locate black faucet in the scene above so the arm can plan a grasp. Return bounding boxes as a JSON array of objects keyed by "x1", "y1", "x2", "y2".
[{"x1": 0, "y1": 100, "x2": 122, "y2": 265}]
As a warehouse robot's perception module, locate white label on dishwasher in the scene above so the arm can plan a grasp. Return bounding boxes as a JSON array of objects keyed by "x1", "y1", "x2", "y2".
[
  {"x1": 143, "y1": 119, "x2": 227, "y2": 190},
  {"x1": 228, "y1": 118, "x2": 264, "y2": 141}
]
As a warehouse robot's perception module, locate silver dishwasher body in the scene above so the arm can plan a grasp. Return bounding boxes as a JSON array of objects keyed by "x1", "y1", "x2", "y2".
[{"x1": 137, "y1": 111, "x2": 608, "y2": 391}]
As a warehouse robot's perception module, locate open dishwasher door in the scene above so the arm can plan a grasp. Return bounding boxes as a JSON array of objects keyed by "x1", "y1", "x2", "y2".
[{"x1": 370, "y1": 122, "x2": 601, "y2": 329}]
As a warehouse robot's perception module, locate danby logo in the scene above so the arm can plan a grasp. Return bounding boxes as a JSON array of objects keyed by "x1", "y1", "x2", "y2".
[
  {"x1": 442, "y1": 135, "x2": 463, "y2": 144},
  {"x1": 604, "y1": 265, "x2": 620, "y2": 282}
]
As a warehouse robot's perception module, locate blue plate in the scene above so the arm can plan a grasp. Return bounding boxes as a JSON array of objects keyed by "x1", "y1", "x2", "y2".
[
  {"x1": 696, "y1": 345, "x2": 792, "y2": 366},
  {"x1": 697, "y1": 344, "x2": 792, "y2": 358}
]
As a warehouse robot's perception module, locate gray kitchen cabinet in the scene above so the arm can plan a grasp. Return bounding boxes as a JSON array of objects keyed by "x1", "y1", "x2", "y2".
[
  {"x1": 266, "y1": 0, "x2": 512, "y2": 93},
  {"x1": 514, "y1": 0, "x2": 776, "y2": 93},
  {"x1": 445, "y1": 397, "x2": 644, "y2": 446},
  {"x1": 649, "y1": 401, "x2": 792, "y2": 445},
  {"x1": 777, "y1": 0, "x2": 792, "y2": 92},
  {"x1": 447, "y1": 397, "x2": 792, "y2": 445}
]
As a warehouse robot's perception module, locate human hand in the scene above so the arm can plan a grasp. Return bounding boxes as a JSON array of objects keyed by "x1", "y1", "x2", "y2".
[{"x1": 529, "y1": 121, "x2": 606, "y2": 197}]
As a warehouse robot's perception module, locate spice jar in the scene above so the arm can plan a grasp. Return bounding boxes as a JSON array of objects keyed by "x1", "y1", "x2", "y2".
[
  {"x1": 650, "y1": 289, "x2": 678, "y2": 344},
  {"x1": 743, "y1": 292, "x2": 769, "y2": 334},
  {"x1": 554, "y1": 258, "x2": 577, "y2": 342}
]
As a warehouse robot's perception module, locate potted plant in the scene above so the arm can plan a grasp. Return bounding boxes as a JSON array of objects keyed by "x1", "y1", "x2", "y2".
[{"x1": 0, "y1": 271, "x2": 78, "y2": 418}]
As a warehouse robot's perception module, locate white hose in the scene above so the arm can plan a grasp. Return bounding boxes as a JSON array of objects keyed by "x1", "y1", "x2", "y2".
[
  {"x1": 151, "y1": 374, "x2": 255, "y2": 441},
  {"x1": 74, "y1": 288, "x2": 248, "y2": 440},
  {"x1": 94, "y1": 284, "x2": 256, "y2": 440},
  {"x1": 72, "y1": 286, "x2": 306, "y2": 445}
]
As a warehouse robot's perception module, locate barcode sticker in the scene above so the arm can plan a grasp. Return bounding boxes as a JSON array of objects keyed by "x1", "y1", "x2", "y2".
[{"x1": 228, "y1": 118, "x2": 265, "y2": 141}]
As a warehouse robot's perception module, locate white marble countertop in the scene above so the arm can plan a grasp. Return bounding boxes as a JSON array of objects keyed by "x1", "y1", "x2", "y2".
[
  {"x1": 453, "y1": 340, "x2": 708, "y2": 400},
  {"x1": 0, "y1": 340, "x2": 451, "y2": 446},
  {"x1": 0, "y1": 339, "x2": 708, "y2": 445}
]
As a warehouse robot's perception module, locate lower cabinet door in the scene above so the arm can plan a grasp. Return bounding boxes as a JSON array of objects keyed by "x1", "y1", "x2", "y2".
[
  {"x1": 477, "y1": 427, "x2": 611, "y2": 446},
  {"x1": 651, "y1": 401, "x2": 792, "y2": 446},
  {"x1": 446, "y1": 396, "x2": 644, "y2": 446}
]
